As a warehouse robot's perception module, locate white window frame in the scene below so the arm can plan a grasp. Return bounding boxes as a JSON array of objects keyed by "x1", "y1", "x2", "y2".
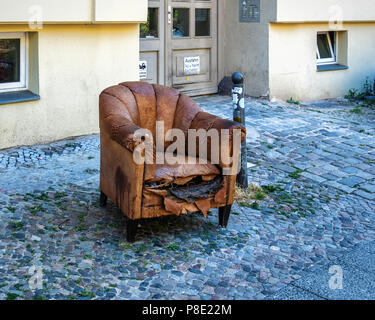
[
  {"x1": 317, "y1": 31, "x2": 337, "y2": 65},
  {"x1": 0, "y1": 32, "x2": 28, "y2": 93}
]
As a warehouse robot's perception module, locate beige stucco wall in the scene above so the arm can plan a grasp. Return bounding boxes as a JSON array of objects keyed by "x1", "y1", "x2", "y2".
[
  {"x1": 0, "y1": 24, "x2": 140, "y2": 149},
  {"x1": 222, "y1": 0, "x2": 277, "y2": 97},
  {"x1": 0, "y1": 0, "x2": 92, "y2": 23},
  {"x1": 94, "y1": 0, "x2": 147, "y2": 23},
  {"x1": 0, "y1": 0, "x2": 147, "y2": 24},
  {"x1": 269, "y1": 23, "x2": 375, "y2": 101},
  {"x1": 276, "y1": 0, "x2": 375, "y2": 23}
]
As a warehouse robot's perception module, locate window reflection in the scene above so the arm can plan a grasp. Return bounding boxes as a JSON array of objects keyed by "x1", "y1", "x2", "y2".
[
  {"x1": 195, "y1": 9, "x2": 210, "y2": 37},
  {"x1": 0, "y1": 39, "x2": 20, "y2": 83},
  {"x1": 140, "y1": 8, "x2": 159, "y2": 39},
  {"x1": 173, "y1": 8, "x2": 189, "y2": 38}
]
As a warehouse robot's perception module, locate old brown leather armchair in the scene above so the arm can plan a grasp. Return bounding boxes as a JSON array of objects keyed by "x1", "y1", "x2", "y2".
[{"x1": 99, "y1": 82, "x2": 246, "y2": 241}]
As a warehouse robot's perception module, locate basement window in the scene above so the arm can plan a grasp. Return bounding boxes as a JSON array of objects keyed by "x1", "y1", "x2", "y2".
[
  {"x1": 0, "y1": 32, "x2": 40, "y2": 105},
  {"x1": 0, "y1": 33, "x2": 27, "y2": 92},
  {"x1": 317, "y1": 31, "x2": 336, "y2": 65}
]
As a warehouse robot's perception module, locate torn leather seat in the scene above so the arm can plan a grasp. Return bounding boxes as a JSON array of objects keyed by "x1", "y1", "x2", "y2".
[
  {"x1": 144, "y1": 153, "x2": 220, "y2": 185},
  {"x1": 99, "y1": 81, "x2": 246, "y2": 241}
]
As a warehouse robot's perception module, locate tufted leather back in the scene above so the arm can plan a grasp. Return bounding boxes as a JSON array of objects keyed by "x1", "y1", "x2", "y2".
[{"x1": 99, "y1": 82, "x2": 202, "y2": 147}]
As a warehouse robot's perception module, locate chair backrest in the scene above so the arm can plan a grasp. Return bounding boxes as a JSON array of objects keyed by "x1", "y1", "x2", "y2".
[{"x1": 99, "y1": 82, "x2": 202, "y2": 147}]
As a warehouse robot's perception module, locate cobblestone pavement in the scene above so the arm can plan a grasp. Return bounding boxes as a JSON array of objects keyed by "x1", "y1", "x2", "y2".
[
  {"x1": 272, "y1": 240, "x2": 375, "y2": 300},
  {"x1": 0, "y1": 95, "x2": 374, "y2": 300}
]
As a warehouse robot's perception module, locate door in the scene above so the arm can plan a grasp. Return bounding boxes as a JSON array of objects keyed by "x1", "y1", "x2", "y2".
[
  {"x1": 140, "y1": 1, "x2": 165, "y2": 85},
  {"x1": 139, "y1": 0, "x2": 218, "y2": 96},
  {"x1": 166, "y1": 0, "x2": 218, "y2": 96}
]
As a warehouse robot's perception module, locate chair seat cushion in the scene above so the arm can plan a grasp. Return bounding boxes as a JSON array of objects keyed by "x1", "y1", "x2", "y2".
[{"x1": 144, "y1": 154, "x2": 220, "y2": 186}]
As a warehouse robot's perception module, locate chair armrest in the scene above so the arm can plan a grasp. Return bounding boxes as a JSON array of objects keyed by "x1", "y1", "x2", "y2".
[
  {"x1": 100, "y1": 132, "x2": 145, "y2": 220},
  {"x1": 189, "y1": 112, "x2": 246, "y2": 169},
  {"x1": 100, "y1": 114, "x2": 142, "y2": 152},
  {"x1": 190, "y1": 112, "x2": 246, "y2": 139}
]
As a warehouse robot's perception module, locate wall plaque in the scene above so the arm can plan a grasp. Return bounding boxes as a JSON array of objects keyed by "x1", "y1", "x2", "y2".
[{"x1": 239, "y1": 0, "x2": 260, "y2": 23}]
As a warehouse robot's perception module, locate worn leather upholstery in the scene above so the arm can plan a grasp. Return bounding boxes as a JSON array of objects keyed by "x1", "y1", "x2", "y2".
[{"x1": 99, "y1": 82, "x2": 246, "y2": 220}]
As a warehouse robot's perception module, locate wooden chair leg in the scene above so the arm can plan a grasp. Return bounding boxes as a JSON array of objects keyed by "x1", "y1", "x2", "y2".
[
  {"x1": 219, "y1": 205, "x2": 232, "y2": 228},
  {"x1": 126, "y1": 218, "x2": 138, "y2": 242},
  {"x1": 100, "y1": 191, "x2": 107, "y2": 208}
]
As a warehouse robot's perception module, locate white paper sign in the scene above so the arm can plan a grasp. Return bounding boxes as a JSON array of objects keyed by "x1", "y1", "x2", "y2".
[
  {"x1": 184, "y1": 56, "x2": 200, "y2": 75},
  {"x1": 139, "y1": 60, "x2": 147, "y2": 80},
  {"x1": 233, "y1": 87, "x2": 243, "y2": 94}
]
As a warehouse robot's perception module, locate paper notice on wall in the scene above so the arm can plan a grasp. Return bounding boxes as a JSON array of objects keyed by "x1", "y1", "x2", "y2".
[
  {"x1": 233, "y1": 87, "x2": 243, "y2": 94},
  {"x1": 139, "y1": 60, "x2": 147, "y2": 80},
  {"x1": 184, "y1": 56, "x2": 200, "y2": 75}
]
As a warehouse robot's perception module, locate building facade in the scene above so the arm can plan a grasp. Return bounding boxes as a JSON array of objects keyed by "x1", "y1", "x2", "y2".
[
  {"x1": 1, "y1": 0, "x2": 375, "y2": 149},
  {"x1": 0, "y1": 0, "x2": 147, "y2": 149},
  {"x1": 140, "y1": 0, "x2": 375, "y2": 100}
]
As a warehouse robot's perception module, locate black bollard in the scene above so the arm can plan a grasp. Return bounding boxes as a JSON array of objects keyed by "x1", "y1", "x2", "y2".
[{"x1": 232, "y1": 72, "x2": 248, "y2": 189}]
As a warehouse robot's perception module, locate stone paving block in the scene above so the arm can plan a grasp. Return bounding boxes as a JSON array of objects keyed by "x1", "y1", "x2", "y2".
[
  {"x1": 367, "y1": 167, "x2": 375, "y2": 175},
  {"x1": 322, "y1": 140, "x2": 340, "y2": 146},
  {"x1": 276, "y1": 148, "x2": 292, "y2": 155},
  {"x1": 301, "y1": 172, "x2": 326, "y2": 184},
  {"x1": 355, "y1": 171, "x2": 375, "y2": 180},
  {"x1": 294, "y1": 147, "x2": 315, "y2": 155},
  {"x1": 355, "y1": 163, "x2": 373, "y2": 171},
  {"x1": 322, "y1": 173, "x2": 339, "y2": 181},
  {"x1": 331, "y1": 160, "x2": 350, "y2": 168},
  {"x1": 273, "y1": 164, "x2": 296, "y2": 174},
  {"x1": 361, "y1": 153, "x2": 375, "y2": 161},
  {"x1": 266, "y1": 150, "x2": 284, "y2": 160},
  {"x1": 360, "y1": 184, "x2": 375, "y2": 193},
  {"x1": 323, "y1": 131, "x2": 341, "y2": 137},
  {"x1": 288, "y1": 153, "x2": 303, "y2": 160},
  {"x1": 324, "y1": 153, "x2": 344, "y2": 161},
  {"x1": 319, "y1": 163, "x2": 342, "y2": 172},
  {"x1": 315, "y1": 141, "x2": 332, "y2": 149},
  {"x1": 341, "y1": 139, "x2": 361, "y2": 147},
  {"x1": 323, "y1": 181, "x2": 355, "y2": 194},
  {"x1": 298, "y1": 139, "x2": 315, "y2": 146},
  {"x1": 342, "y1": 158, "x2": 364, "y2": 165},
  {"x1": 354, "y1": 190, "x2": 375, "y2": 200},
  {"x1": 295, "y1": 156, "x2": 310, "y2": 162},
  {"x1": 335, "y1": 150, "x2": 357, "y2": 159},
  {"x1": 329, "y1": 169, "x2": 349, "y2": 178},
  {"x1": 342, "y1": 167, "x2": 359, "y2": 175},
  {"x1": 313, "y1": 159, "x2": 333, "y2": 167},
  {"x1": 271, "y1": 131, "x2": 290, "y2": 138},
  {"x1": 307, "y1": 167, "x2": 328, "y2": 176},
  {"x1": 354, "y1": 147, "x2": 372, "y2": 155},
  {"x1": 352, "y1": 155, "x2": 372, "y2": 163},
  {"x1": 292, "y1": 163, "x2": 312, "y2": 170},
  {"x1": 313, "y1": 150, "x2": 333, "y2": 158},
  {"x1": 305, "y1": 153, "x2": 322, "y2": 161},
  {"x1": 339, "y1": 176, "x2": 365, "y2": 188}
]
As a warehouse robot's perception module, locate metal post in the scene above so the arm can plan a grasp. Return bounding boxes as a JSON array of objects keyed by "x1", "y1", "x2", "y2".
[{"x1": 232, "y1": 72, "x2": 248, "y2": 189}]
